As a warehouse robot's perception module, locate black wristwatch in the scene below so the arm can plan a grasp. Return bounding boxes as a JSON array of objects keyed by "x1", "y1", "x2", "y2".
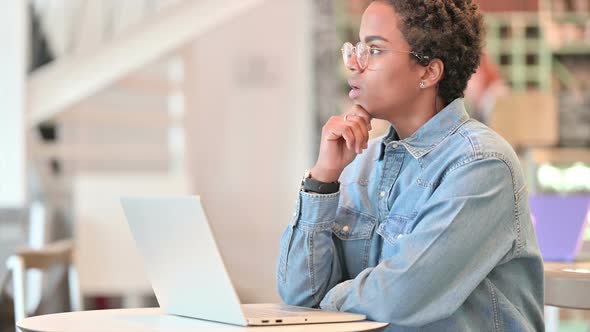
[{"x1": 301, "y1": 169, "x2": 340, "y2": 194}]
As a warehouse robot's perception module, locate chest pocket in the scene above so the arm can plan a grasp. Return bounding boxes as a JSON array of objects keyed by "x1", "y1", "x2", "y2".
[
  {"x1": 376, "y1": 214, "x2": 414, "y2": 262},
  {"x1": 332, "y1": 206, "x2": 375, "y2": 278}
]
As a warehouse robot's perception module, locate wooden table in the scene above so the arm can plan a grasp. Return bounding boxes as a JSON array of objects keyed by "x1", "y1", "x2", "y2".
[
  {"x1": 545, "y1": 261, "x2": 590, "y2": 309},
  {"x1": 544, "y1": 261, "x2": 590, "y2": 332}
]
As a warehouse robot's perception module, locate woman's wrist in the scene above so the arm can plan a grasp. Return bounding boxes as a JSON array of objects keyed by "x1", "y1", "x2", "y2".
[{"x1": 309, "y1": 165, "x2": 342, "y2": 183}]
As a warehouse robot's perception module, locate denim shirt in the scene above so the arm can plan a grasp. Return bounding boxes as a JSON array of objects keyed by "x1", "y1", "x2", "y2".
[{"x1": 277, "y1": 99, "x2": 544, "y2": 331}]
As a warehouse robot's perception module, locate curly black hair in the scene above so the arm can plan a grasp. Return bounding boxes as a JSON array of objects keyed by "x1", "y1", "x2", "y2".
[{"x1": 378, "y1": 0, "x2": 485, "y2": 105}]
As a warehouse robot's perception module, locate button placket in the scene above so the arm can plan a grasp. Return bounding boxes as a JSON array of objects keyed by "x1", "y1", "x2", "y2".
[{"x1": 377, "y1": 152, "x2": 405, "y2": 219}]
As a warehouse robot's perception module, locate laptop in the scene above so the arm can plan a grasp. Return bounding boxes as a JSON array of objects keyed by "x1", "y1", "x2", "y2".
[
  {"x1": 530, "y1": 194, "x2": 590, "y2": 262},
  {"x1": 120, "y1": 196, "x2": 366, "y2": 326}
]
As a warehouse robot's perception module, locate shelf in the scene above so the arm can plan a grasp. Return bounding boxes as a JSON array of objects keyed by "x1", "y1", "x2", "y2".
[
  {"x1": 485, "y1": 12, "x2": 552, "y2": 92},
  {"x1": 528, "y1": 147, "x2": 590, "y2": 164},
  {"x1": 551, "y1": 12, "x2": 590, "y2": 23},
  {"x1": 552, "y1": 45, "x2": 590, "y2": 55},
  {"x1": 494, "y1": 42, "x2": 548, "y2": 55}
]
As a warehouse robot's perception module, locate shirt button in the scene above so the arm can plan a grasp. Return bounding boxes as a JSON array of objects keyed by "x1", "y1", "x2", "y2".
[
  {"x1": 342, "y1": 225, "x2": 350, "y2": 232},
  {"x1": 380, "y1": 191, "x2": 386, "y2": 197},
  {"x1": 391, "y1": 142, "x2": 399, "y2": 149}
]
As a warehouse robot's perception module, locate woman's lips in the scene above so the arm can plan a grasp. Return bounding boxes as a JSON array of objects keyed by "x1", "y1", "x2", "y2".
[
  {"x1": 348, "y1": 79, "x2": 361, "y2": 99},
  {"x1": 349, "y1": 87, "x2": 361, "y2": 99}
]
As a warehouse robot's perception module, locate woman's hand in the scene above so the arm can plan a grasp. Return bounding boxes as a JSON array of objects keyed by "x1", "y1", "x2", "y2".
[{"x1": 310, "y1": 105, "x2": 372, "y2": 183}]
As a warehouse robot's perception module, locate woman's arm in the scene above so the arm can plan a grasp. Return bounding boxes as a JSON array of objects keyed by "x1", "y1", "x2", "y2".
[
  {"x1": 319, "y1": 157, "x2": 523, "y2": 326},
  {"x1": 277, "y1": 190, "x2": 344, "y2": 307},
  {"x1": 278, "y1": 105, "x2": 372, "y2": 307}
]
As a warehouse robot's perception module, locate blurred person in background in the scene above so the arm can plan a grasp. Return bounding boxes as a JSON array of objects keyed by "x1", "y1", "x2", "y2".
[
  {"x1": 465, "y1": 53, "x2": 508, "y2": 124},
  {"x1": 277, "y1": 1, "x2": 544, "y2": 331}
]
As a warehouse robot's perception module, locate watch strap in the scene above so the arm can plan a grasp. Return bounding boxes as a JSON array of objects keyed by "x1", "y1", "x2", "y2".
[{"x1": 302, "y1": 176, "x2": 339, "y2": 194}]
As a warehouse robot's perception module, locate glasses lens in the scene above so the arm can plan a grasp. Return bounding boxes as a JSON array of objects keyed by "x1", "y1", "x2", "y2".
[
  {"x1": 355, "y1": 42, "x2": 368, "y2": 69},
  {"x1": 342, "y1": 42, "x2": 354, "y2": 66}
]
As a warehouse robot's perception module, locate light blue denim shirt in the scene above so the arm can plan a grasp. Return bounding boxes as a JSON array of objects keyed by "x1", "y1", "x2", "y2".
[{"x1": 277, "y1": 99, "x2": 544, "y2": 331}]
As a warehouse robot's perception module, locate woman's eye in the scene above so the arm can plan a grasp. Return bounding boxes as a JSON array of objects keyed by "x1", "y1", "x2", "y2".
[{"x1": 369, "y1": 48, "x2": 382, "y2": 55}]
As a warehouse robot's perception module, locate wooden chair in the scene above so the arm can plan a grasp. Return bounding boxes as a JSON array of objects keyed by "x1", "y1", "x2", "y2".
[{"x1": 5, "y1": 239, "x2": 82, "y2": 330}]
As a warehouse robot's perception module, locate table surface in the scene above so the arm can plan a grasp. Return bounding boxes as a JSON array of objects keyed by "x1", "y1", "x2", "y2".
[
  {"x1": 17, "y1": 308, "x2": 389, "y2": 332},
  {"x1": 544, "y1": 261, "x2": 590, "y2": 309},
  {"x1": 545, "y1": 261, "x2": 590, "y2": 276}
]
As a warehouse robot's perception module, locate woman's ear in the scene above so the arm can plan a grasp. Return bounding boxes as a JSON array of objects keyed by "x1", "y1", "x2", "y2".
[{"x1": 420, "y1": 59, "x2": 444, "y2": 88}]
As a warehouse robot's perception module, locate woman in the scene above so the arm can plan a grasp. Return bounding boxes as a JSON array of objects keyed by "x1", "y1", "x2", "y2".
[{"x1": 277, "y1": 1, "x2": 544, "y2": 331}]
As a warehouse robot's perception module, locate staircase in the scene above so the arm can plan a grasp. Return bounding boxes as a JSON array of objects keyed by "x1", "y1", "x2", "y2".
[
  {"x1": 28, "y1": 0, "x2": 265, "y2": 174},
  {"x1": 29, "y1": 0, "x2": 265, "y2": 127}
]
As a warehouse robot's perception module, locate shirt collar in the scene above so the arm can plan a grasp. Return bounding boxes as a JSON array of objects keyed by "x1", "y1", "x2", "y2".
[{"x1": 379, "y1": 98, "x2": 470, "y2": 160}]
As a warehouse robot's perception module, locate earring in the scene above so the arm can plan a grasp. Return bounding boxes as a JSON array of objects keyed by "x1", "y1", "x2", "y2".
[{"x1": 419, "y1": 81, "x2": 426, "y2": 88}]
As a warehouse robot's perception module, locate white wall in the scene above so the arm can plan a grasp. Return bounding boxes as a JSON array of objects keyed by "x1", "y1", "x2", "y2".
[
  {"x1": 185, "y1": 0, "x2": 313, "y2": 302},
  {"x1": 0, "y1": 2, "x2": 27, "y2": 208}
]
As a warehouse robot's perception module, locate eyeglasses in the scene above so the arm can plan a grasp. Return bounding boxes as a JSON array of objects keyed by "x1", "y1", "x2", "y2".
[{"x1": 341, "y1": 41, "x2": 430, "y2": 70}]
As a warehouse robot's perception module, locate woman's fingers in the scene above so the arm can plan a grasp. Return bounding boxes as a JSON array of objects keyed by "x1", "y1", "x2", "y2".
[
  {"x1": 345, "y1": 119, "x2": 366, "y2": 153},
  {"x1": 350, "y1": 104, "x2": 373, "y2": 128},
  {"x1": 343, "y1": 115, "x2": 369, "y2": 153},
  {"x1": 340, "y1": 126, "x2": 355, "y2": 151},
  {"x1": 347, "y1": 115, "x2": 369, "y2": 149},
  {"x1": 324, "y1": 114, "x2": 370, "y2": 154}
]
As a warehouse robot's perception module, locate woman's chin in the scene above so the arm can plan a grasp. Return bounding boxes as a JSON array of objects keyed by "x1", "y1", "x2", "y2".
[
  {"x1": 361, "y1": 105, "x2": 389, "y2": 122},
  {"x1": 352, "y1": 99, "x2": 368, "y2": 110},
  {"x1": 353, "y1": 101, "x2": 375, "y2": 117}
]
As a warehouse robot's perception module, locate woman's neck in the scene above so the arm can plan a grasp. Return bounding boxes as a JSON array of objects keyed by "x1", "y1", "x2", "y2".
[{"x1": 387, "y1": 95, "x2": 446, "y2": 140}]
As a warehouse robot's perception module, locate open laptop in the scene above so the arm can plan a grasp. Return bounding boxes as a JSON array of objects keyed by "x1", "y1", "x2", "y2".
[{"x1": 120, "y1": 196, "x2": 366, "y2": 326}]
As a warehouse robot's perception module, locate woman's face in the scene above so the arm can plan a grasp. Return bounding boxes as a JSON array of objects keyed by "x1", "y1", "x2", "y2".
[{"x1": 348, "y1": 1, "x2": 424, "y2": 119}]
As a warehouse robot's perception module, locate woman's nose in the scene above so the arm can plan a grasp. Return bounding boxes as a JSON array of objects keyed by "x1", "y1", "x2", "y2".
[{"x1": 346, "y1": 54, "x2": 362, "y2": 72}]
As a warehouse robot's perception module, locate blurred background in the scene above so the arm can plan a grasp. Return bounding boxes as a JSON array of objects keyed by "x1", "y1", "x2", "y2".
[{"x1": 0, "y1": 0, "x2": 589, "y2": 331}]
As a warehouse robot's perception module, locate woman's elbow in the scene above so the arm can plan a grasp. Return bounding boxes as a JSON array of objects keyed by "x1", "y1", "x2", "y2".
[{"x1": 277, "y1": 280, "x2": 321, "y2": 308}]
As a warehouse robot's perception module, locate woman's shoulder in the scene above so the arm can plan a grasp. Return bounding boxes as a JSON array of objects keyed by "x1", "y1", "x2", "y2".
[
  {"x1": 443, "y1": 119, "x2": 525, "y2": 187},
  {"x1": 456, "y1": 119, "x2": 520, "y2": 162}
]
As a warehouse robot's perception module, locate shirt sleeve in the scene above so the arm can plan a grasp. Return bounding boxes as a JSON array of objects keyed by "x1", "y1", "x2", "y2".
[
  {"x1": 319, "y1": 158, "x2": 518, "y2": 326},
  {"x1": 276, "y1": 190, "x2": 344, "y2": 308}
]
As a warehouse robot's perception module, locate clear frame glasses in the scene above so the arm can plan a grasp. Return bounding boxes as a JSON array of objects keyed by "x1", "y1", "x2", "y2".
[{"x1": 341, "y1": 41, "x2": 430, "y2": 69}]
